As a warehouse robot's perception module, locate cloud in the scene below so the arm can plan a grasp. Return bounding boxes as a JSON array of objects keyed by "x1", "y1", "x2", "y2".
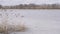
[{"x1": 0, "y1": 0, "x2": 60, "y2": 5}]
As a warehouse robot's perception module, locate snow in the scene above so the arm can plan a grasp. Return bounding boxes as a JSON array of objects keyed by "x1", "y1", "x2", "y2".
[{"x1": 0, "y1": 9, "x2": 60, "y2": 34}]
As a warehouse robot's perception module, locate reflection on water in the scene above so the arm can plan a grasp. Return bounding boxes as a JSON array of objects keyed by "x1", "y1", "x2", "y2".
[{"x1": 0, "y1": 9, "x2": 60, "y2": 34}]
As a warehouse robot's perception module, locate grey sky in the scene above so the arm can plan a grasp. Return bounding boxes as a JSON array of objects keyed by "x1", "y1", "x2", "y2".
[{"x1": 0, "y1": 0, "x2": 60, "y2": 6}]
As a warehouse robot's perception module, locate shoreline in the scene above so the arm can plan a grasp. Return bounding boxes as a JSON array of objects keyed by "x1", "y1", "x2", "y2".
[{"x1": 0, "y1": 9, "x2": 60, "y2": 10}]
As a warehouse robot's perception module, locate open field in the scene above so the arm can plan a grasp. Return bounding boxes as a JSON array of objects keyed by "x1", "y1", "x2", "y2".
[{"x1": 0, "y1": 9, "x2": 60, "y2": 34}]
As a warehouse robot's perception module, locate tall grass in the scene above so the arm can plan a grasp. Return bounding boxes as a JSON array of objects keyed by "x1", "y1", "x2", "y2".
[
  {"x1": 0, "y1": 22, "x2": 26, "y2": 34},
  {"x1": 0, "y1": 9, "x2": 26, "y2": 34}
]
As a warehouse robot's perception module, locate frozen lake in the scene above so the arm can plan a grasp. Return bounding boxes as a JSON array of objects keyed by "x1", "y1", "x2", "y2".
[{"x1": 0, "y1": 9, "x2": 60, "y2": 34}]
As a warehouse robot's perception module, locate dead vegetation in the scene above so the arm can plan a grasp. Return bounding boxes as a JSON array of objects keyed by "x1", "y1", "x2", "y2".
[
  {"x1": 0, "y1": 9, "x2": 27, "y2": 34},
  {"x1": 0, "y1": 22, "x2": 27, "y2": 34},
  {"x1": 0, "y1": 18, "x2": 27, "y2": 34}
]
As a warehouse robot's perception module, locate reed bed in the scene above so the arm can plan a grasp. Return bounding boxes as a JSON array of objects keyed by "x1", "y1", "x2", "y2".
[
  {"x1": 0, "y1": 9, "x2": 27, "y2": 34},
  {"x1": 0, "y1": 22, "x2": 26, "y2": 34}
]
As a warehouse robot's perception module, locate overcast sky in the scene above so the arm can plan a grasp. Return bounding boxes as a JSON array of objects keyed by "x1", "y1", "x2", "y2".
[{"x1": 0, "y1": 0, "x2": 60, "y2": 6}]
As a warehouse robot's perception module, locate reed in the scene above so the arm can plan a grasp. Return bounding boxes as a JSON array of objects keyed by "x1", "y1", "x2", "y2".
[
  {"x1": 0, "y1": 22, "x2": 26, "y2": 34},
  {"x1": 0, "y1": 9, "x2": 27, "y2": 34}
]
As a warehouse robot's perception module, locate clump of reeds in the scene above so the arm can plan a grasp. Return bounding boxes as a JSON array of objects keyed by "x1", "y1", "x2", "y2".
[{"x1": 0, "y1": 23, "x2": 26, "y2": 34}]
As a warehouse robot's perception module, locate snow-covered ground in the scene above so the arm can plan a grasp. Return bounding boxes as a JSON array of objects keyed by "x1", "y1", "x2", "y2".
[{"x1": 0, "y1": 9, "x2": 60, "y2": 34}]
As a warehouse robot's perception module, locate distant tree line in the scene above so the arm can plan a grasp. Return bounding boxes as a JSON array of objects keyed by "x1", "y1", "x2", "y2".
[
  {"x1": 0, "y1": 4, "x2": 60, "y2": 9},
  {"x1": 0, "y1": 5, "x2": 2, "y2": 9}
]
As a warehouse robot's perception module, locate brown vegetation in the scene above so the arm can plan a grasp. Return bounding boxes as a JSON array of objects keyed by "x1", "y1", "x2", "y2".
[{"x1": 0, "y1": 22, "x2": 26, "y2": 34}]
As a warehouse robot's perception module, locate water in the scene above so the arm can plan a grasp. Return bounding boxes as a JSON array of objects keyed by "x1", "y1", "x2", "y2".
[{"x1": 0, "y1": 9, "x2": 60, "y2": 34}]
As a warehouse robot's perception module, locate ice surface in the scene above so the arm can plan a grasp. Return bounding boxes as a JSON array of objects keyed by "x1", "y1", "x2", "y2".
[{"x1": 0, "y1": 9, "x2": 60, "y2": 34}]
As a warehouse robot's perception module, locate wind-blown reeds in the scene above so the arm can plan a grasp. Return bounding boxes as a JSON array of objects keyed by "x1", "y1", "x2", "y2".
[{"x1": 0, "y1": 22, "x2": 26, "y2": 34}]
